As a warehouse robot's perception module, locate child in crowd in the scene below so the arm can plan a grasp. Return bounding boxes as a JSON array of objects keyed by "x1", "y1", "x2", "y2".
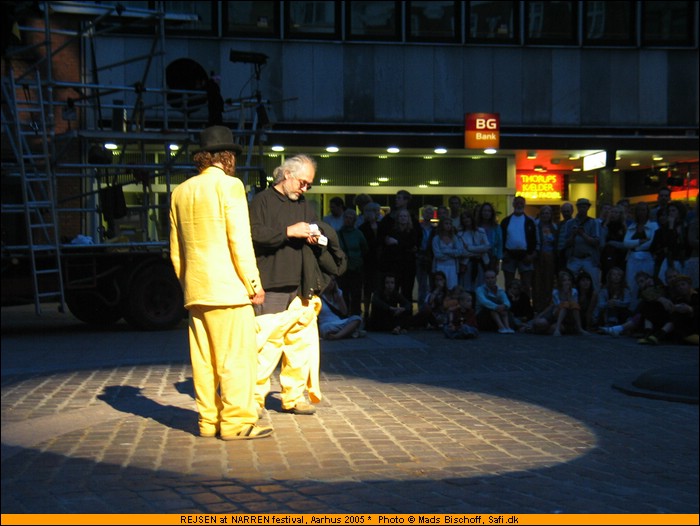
[
  {"x1": 368, "y1": 273, "x2": 412, "y2": 335},
  {"x1": 506, "y1": 279, "x2": 534, "y2": 332},
  {"x1": 594, "y1": 267, "x2": 632, "y2": 329},
  {"x1": 533, "y1": 270, "x2": 589, "y2": 336},
  {"x1": 318, "y1": 277, "x2": 364, "y2": 340},
  {"x1": 575, "y1": 270, "x2": 597, "y2": 331},
  {"x1": 411, "y1": 270, "x2": 450, "y2": 329},
  {"x1": 443, "y1": 289, "x2": 479, "y2": 339}
]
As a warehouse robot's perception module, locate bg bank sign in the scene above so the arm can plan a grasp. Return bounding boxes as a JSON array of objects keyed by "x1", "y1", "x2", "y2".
[{"x1": 464, "y1": 113, "x2": 499, "y2": 149}]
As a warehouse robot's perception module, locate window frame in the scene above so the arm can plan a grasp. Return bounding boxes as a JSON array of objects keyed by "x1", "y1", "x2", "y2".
[
  {"x1": 345, "y1": 1, "x2": 402, "y2": 42},
  {"x1": 641, "y1": 0, "x2": 696, "y2": 47},
  {"x1": 524, "y1": 0, "x2": 579, "y2": 46},
  {"x1": 284, "y1": 1, "x2": 342, "y2": 40},
  {"x1": 222, "y1": 1, "x2": 281, "y2": 38},
  {"x1": 405, "y1": 0, "x2": 462, "y2": 43},
  {"x1": 465, "y1": 0, "x2": 520, "y2": 45},
  {"x1": 582, "y1": 0, "x2": 636, "y2": 46}
]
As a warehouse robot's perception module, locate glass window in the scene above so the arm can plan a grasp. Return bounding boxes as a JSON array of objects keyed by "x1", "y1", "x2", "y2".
[
  {"x1": 525, "y1": 1, "x2": 578, "y2": 44},
  {"x1": 346, "y1": 1, "x2": 400, "y2": 41},
  {"x1": 642, "y1": 1, "x2": 695, "y2": 46},
  {"x1": 161, "y1": 1, "x2": 215, "y2": 34},
  {"x1": 223, "y1": 1, "x2": 279, "y2": 37},
  {"x1": 583, "y1": 1, "x2": 635, "y2": 45},
  {"x1": 466, "y1": 1, "x2": 518, "y2": 43},
  {"x1": 285, "y1": 1, "x2": 340, "y2": 39},
  {"x1": 406, "y1": 1, "x2": 460, "y2": 42}
]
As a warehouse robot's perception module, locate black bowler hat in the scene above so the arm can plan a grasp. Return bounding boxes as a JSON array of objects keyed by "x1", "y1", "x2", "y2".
[{"x1": 197, "y1": 126, "x2": 243, "y2": 155}]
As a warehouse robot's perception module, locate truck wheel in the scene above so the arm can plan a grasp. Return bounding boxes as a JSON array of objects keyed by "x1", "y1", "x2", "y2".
[
  {"x1": 65, "y1": 290, "x2": 123, "y2": 326},
  {"x1": 123, "y1": 263, "x2": 185, "y2": 330}
]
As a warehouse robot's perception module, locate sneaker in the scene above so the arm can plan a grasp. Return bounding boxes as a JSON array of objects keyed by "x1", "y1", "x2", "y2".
[
  {"x1": 498, "y1": 328, "x2": 509, "y2": 334},
  {"x1": 220, "y1": 424, "x2": 274, "y2": 441},
  {"x1": 638, "y1": 335, "x2": 658, "y2": 345}
]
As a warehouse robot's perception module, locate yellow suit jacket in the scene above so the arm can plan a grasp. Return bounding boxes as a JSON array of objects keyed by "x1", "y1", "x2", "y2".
[{"x1": 169, "y1": 166, "x2": 261, "y2": 308}]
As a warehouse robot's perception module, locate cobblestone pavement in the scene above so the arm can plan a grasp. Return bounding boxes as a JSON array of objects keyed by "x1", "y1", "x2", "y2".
[{"x1": 2, "y1": 304, "x2": 698, "y2": 514}]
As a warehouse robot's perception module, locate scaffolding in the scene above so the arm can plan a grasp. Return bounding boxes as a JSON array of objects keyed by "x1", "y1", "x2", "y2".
[{"x1": 1, "y1": 1, "x2": 269, "y2": 316}]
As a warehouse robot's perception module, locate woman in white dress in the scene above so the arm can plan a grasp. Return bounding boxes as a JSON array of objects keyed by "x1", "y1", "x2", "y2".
[
  {"x1": 431, "y1": 218, "x2": 463, "y2": 290},
  {"x1": 456, "y1": 211, "x2": 491, "y2": 293}
]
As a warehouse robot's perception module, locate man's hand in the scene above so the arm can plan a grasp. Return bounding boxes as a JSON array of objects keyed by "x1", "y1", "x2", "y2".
[
  {"x1": 287, "y1": 222, "x2": 312, "y2": 239},
  {"x1": 251, "y1": 288, "x2": 265, "y2": 305}
]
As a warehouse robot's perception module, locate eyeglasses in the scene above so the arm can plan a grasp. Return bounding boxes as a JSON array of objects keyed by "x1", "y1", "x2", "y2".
[{"x1": 297, "y1": 179, "x2": 313, "y2": 190}]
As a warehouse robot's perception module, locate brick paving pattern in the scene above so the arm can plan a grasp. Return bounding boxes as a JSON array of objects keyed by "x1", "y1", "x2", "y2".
[{"x1": 1, "y1": 304, "x2": 698, "y2": 514}]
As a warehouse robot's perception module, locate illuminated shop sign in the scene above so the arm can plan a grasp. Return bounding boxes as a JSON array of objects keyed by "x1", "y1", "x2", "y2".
[
  {"x1": 516, "y1": 172, "x2": 564, "y2": 200},
  {"x1": 464, "y1": 113, "x2": 500, "y2": 149}
]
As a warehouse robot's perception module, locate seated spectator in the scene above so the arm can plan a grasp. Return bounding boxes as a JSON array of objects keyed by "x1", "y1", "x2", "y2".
[
  {"x1": 506, "y1": 279, "x2": 534, "y2": 332},
  {"x1": 318, "y1": 277, "x2": 364, "y2": 340},
  {"x1": 443, "y1": 289, "x2": 479, "y2": 339},
  {"x1": 411, "y1": 270, "x2": 450, "y2": 329},
  {"x1": 368, "y1": 273, "x2": 412, "y2": 335},
  {"x1": 600, "y1": 271, "x2": 669, "y2": 339},
  {"x1": 475, "y1": 269, "x2": 514, "y2": 334},
  {"x1": 638, "y1": 274, "x2": 698, "y2": 346},
  {"x1": 594, "y1": 267, "x2": 632, "y2": 329},
  {"x1": 575, "y1": 270, "x2": 598, "y2": 331},
  {"x1": 532, "y1": 270, "x2": 589, "y2": 336}
]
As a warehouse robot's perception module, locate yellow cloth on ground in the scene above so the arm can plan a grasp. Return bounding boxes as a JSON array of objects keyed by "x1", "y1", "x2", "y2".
[{"x1": 255, "y1": 296, "x2": 323, "y2": 410}]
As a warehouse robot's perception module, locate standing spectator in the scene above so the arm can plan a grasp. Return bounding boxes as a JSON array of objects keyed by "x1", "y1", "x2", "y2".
[
  {"x1": 650, "y1": 187, "x2": 671, "y2": 222},
  {"x1": 623, "y1": 202, "x2": 658, "y2": 301},
  {"x1": 337, "y1": 208, "x2": 368, "y2": 316},
  {"x1": 500, "y1": 195, "x2": 538, "y2": 297},
  {"x1": 380, "y1": 189, "x2": 421, "y2": 235},
  {"x1": 475, "y1": 269, "x2": 514, "y2": 334},
  {"x1": 475, "y1": 202, "x2": 503, "y2": 274},
  {"x1": 650, "y1": 201, "x2": 688, "y2": 283},
  {"x1": 169, "y1": 125, "x2": 271, "y2": 440},
  {"x1": 600, "y1": 205, "x2": 629, "y2": 284},
  {"x1": 558, "y1": 198, "x2": 602, "y2": 290},
  {"x1": 359, "y1": 202, "x2": 382, "y2": 323},
  {"x1": 596, "y1": 203, "x2": 612, "y2": 228},
  {"x1": 557, "y1": 201, "x2": 574, "y2": 270},
  {"x1": 448, "y1": 195, "x2": 463, "y2": 229},
  {"x1": 368, "y1": 273, "x2": 412, "y2": 334},
  {"x1": 323, "y1": 196, "x2": 345, "y2": 231},
  {"x1": 431, "y1": 218, "x2": 462, "y2": 290},
  {"x1": 532, "y1": 205, "x2": 559, "y2": 313},
  {"x1": 379, "y1": 208, "x2": 419, "y2": 307},
  {"x1": 353, "y1": 193, "x2": 373, "y2": 228},
  {"x1": 456, "y1": 210, "x2": 490, "y2": 293},
  {"x1": 616, "y1": 198, "x2": 635, "y2": 227},
  {"x1": 416, "y1": 205, "x2": 437, "y2": 309},
  {"x1": 249, "y1": 154, "x2": 321, "y2": 416}
]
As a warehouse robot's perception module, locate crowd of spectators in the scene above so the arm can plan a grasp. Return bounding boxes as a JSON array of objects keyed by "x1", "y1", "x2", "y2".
[{"x1": 320, "y1": 189, "x2": 699, "y2": 346}]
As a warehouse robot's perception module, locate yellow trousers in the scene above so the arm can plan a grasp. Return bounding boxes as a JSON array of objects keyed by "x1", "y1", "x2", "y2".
[
  {"x1": 188, "y1": 304, "x2": 258, "y2": 436},
  {"x1": 255, "y1": 296, "x2": 322, "y2": 410}
]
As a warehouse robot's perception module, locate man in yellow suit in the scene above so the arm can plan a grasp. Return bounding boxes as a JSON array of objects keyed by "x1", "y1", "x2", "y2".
[{"x1": 170, "y1": 126, "x2": 272, "y2": 440}]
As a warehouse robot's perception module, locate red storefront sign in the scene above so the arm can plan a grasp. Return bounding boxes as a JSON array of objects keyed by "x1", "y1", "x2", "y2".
[
  {"x1": 516, "y1": 172, "x2": 564, "y2": 200},
  {"x1": 464, "y1": 113, "x2": 500, "y2": 149}
]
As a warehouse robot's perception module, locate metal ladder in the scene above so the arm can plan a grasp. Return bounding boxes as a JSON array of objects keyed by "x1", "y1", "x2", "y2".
[{"x1": 1, "y1": 68, "x2": 66, "y2": 314}]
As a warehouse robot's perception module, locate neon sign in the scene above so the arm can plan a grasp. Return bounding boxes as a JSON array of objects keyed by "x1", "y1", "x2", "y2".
[{"x1": 516, "y1": 172, "x2": 564, "y2": 200}]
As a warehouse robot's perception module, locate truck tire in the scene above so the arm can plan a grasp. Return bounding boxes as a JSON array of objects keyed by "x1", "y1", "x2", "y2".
[
  {"x1": 65, "y1": 289, "x2": 123, "y2": 326},
  {"x1": 123, "y1": 263, "x2": 185, "y2": 330}
]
